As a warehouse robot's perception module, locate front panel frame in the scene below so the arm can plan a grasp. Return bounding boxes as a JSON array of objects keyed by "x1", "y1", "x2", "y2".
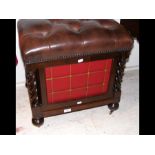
[{"x1": 25, "y1": 50, "x2": 130, "y2": 123}]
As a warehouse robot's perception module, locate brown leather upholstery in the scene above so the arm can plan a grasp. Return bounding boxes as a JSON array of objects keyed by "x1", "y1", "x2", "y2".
[{"x1": 18, "y1": 19, "x2": 133, "y2": 64}]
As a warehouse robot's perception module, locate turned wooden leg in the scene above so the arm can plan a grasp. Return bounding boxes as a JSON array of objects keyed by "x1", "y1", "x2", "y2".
[
  {"x1": 108, "y1": 103, "x2": 119, "y2": 114},
  {"x1": 26, "y1": 70, "x2": 43, "y2": 126},
  {"x1": 25, "y1": 82, "x2": 27, "y2": 88},
  {"x1": 32, "y1": 117, "x2": 44, "y2": 127}
]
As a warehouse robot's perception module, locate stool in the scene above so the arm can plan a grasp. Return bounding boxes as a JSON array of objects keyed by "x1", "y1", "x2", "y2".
[{"x1": 18, "y1": 19, "x2": 133, "y2": 127}]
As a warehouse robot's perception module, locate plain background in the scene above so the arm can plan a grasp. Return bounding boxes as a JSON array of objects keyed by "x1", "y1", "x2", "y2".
[{"x1": 16, "y1": 19, "x2": 139, "y2": 84}]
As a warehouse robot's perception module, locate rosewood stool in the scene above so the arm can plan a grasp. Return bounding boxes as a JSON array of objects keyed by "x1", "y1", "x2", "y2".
[{"x1": 18, "y1": 19, "x2": 133, "y2": 127}]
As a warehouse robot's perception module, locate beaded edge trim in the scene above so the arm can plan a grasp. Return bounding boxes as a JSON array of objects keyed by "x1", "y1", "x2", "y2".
[{"x1": 25, "y1": 47, "x2": 132, "y2": 65}]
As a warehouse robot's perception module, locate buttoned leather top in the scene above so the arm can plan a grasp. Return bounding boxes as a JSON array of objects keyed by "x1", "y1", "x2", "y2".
[{"x1": 18, "y1": 19, "x2": 133, "y2": 64}]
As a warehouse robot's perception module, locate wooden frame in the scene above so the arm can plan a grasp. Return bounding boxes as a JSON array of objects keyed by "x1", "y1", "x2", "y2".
[{"x1": 25, "y1": 50, "x2": 130, "y2": 126}]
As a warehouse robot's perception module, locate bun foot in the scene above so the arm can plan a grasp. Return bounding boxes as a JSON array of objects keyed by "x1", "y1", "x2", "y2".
[
  {"x1": 32, "y1": 117, "x2": 44, "y2": 127},
  {"x1": 108, "y1": 103, "x2": 119, "y2": 114}
]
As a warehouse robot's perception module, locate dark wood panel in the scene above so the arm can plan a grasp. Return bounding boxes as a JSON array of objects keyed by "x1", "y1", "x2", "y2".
[{"x1": 43, "y1": 98, "x2": 115, "y2": 117}]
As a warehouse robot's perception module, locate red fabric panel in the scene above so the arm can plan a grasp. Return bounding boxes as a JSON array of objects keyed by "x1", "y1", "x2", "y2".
[
  {"x1": 71, "y1": 63, "x2": 89, "y2": 75},
  {"x1": 71, "y1": 75, "x2": 87, "y2": 89},
  {"x1": 45, "y1": 59, "x2": 112, "y2": 104},
  {"x1": 53, "y1": 78, "x2": 70, "y2": 91},
  {"x1": 89, "y1": 60, "x2": 106, "y2": 71},
  {"x1": 88, "y1": 72, "x2": 105, "y2": 85},
  {"x1": 103, "y1": 84, "x2": 108, "y2": 93},
  {"x1": 71, "y1": 88, "x2": 87, "y2": 100},
  {"x1": 47, "y1": 93, "x2": 52, "y2": 103},
  {"x1": 52, "y1": 65, "x2": 70, "y2": 77},
  {"x1": 45, "y1": 67, "x2": 51, "y2": 78},
  {"x1": 53, "y1": 91, "x2": 70, "y2": 103},
  {"x1": 46, "y1": 80, "x2": 52, "y2": 92},
  {"x1": 87, "y1": 85, "x2": 104, "y2": 96}
]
